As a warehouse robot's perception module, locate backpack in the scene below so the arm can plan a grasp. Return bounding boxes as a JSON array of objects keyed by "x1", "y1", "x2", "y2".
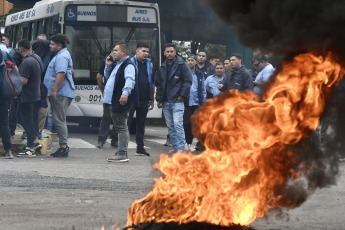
[{"x1": 0, "y1": 50, "x2": 22, "y2": 98}]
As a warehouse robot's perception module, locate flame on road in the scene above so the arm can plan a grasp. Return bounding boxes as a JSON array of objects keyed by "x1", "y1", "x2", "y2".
[{"x1": 126, "y1": 52, "x2": 345, "y2": 227}]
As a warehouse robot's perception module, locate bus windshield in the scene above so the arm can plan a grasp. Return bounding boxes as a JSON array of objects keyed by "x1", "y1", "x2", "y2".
[{"x1": 65, "y1": 24, "x2": 159, "y2": 84}]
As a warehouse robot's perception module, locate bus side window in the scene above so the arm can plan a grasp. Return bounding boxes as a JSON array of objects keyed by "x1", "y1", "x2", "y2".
[
  {"x1": 5, "y1": 26, "x2": 14, "y2": 47},
  {"x1": 30, "y1": 21, "x2": 37, "y2": 41},
  {"x1": 14, "y1": 24, "x2": 23, "y2": 47},
  {"x1": 37, "y1": 19, "x2": 45, "y2": 36},
  {"x1": 52, "y1": 14, "x2": 60, "y2": 34},
  {"x1": 23, "y1": 22, "x2": 29, "y2": 39},
  {"x1": 45, "y1": 17, "x2": 53, "y2": 38}
]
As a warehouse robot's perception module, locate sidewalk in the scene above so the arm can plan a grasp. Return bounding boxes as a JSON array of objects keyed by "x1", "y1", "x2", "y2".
[{"x1": 0, "y1": 129, "x2": 52, "y2": 156}]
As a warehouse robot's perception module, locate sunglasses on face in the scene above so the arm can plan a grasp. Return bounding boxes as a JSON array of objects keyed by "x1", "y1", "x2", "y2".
[{"x1": 253, "y1": 62, "x2": 260, "y2": 67}]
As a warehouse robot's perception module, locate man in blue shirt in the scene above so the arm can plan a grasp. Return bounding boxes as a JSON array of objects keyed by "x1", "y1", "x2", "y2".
[
  {"x1": 44, "y1": 34, "x2": 75, "y2": 158},
  {"x1": 205, "y1": 62, "x2": 225, "y2": 98},
  {"x1": 127, "y1": 43, "x2": 155, "y2": 157},
  {"x1": 183, "y1": 55, "x2": 206, "y2": 151},
  {"x1": 1, "y1": 33, "x2": 14, "y2": 57},
  {"x1": 96, "y1": 51, "x2": 118, "y2": 149},
  {"x1": 253, "y1": 54, "x2": 275, "y2": 98},
  {"x1": 105, "y1": 42, "x2": 138, "y2": 163}
]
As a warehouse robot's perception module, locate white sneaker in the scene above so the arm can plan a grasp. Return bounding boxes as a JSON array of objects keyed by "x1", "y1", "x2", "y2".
[{"x1": 185, "y1": 144, "x2": 192, "y2": 152}]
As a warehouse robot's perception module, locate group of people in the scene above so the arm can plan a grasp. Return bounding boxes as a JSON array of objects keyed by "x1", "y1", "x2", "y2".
[
  {"x1": 1, "y1": 31, "x2": 276, "y2": 162},
  {"x1": 95, "y1": 42, "x2": 276, "y2": 163},
  {"x1": 0, "y1": 32, "x2": 75, "y2": 159}
]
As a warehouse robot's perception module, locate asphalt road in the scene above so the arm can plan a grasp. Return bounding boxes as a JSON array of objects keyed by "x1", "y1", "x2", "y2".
[{"x1": 0, "y1": 124, "x2": 345, "y2": 230}]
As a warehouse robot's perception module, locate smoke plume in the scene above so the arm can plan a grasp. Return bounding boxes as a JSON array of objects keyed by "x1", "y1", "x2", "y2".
[{"x1": 206, "y1": 0, "x2": 345, "y2": 62}]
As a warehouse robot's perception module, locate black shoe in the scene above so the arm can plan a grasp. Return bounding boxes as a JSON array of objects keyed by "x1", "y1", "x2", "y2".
[
  {"x1": 111, "y1": 141, "x2": 118, "y2": 148},
  {"x1": 164, "y1": 138, "x2": 171, "y2": 147},
  {"x1": 97, "y1": 141, "x2": 104, "y2": 149},
  {"x1": 135, "y1": 147, "x2": 150, "y2": 157},
  {"x1": 34, "y1": 142, "x2": 43, "y2": 154},
  {"x1": 51, "y1": 146, "x2": 70, "y2": 158},
  {"x1": 194, "y1": 142, "x2": 205, "y2": 152}
]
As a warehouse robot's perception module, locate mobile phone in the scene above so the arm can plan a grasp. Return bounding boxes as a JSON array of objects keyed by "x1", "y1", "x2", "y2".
[{"x1": 108, "y1": 52, "x2": 114, "y2": 61}]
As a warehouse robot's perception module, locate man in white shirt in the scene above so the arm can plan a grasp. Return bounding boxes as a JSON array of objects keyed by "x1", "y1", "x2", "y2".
[{"x1": 253, "y1": 54, "x2": 275, "y2": 98}]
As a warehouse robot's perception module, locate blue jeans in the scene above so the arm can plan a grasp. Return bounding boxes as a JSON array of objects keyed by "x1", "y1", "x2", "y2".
[
  {"x1": 46, "y1": 106, "x2": 53, "y2": 132},
  {"x1": 162, "y1": 102, "x2": 185, "y2": 151}
]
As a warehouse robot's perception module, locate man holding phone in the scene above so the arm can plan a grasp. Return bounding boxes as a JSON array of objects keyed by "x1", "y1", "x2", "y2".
[
  {"x1": 104, "y1": 42, "x2": 139, "y2": 163},
  {"x1": 96, "y1": 47, "x2": 118, "y2": 148}
]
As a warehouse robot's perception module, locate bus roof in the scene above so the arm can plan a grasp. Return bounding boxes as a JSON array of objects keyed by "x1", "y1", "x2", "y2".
[{"x1": 5, "y1": 0, "x2": 158, "y2": 26}]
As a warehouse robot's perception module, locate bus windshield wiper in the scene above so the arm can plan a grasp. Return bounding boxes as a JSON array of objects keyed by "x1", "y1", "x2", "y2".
[
  {"x1": 87, "y1": 26, "x2": 105, "y2": 57},
  {"x1": 125, "y1": 25, "x2": 137, "y2": 43}
]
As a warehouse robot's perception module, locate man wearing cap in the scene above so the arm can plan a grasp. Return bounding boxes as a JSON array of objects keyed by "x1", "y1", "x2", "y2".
[{"x1": 183, "y1": 55, "x2": 206, "y2": 151}]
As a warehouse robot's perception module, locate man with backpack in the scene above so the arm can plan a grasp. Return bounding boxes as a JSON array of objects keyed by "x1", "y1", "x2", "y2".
[{"x1": 0, "y1": 45, "x2": 15, "y2": 159}]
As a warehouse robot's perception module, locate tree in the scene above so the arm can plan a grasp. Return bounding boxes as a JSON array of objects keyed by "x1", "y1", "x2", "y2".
[{"x1": 0, "y1": 0, "x2": 14, "y2": 16}]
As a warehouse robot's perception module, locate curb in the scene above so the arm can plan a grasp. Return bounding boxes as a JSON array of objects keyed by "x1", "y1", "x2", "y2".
[{"x1": 0, "y1": 129, "x2": 52, "y2": 156}]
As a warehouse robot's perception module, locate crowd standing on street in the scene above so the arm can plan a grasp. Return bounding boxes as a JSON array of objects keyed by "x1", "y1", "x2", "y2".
[{"x1": 4, "y1": 29, "x2": 316, "y2": 162}]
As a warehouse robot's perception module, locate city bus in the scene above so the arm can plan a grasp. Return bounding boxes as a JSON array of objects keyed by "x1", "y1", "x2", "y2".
[{"x1": 5, "y1": 0, "x2": 162, "y2": 127}]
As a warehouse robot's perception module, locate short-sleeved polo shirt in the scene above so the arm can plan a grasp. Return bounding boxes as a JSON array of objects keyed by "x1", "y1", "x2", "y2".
[
  {"x1": 43, "y1": 48, "x2": 75, "y2": 98},
  {"x1": 19, "y1": 53, "x2": 42, "y2": 103}
]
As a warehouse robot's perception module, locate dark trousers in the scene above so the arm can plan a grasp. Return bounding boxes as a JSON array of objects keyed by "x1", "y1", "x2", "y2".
[
  {"x1": 98, "y1": 104, "x2": 117, "y2": 144},
  {"x1": 20, "y1": 101, "x2": 40, "y2": 148},
  {"x1": 0, "y1": 96, "x2": 11, "y2": 151},
  {"x1": 183, "y1": 105, "x2": 199, "y2": 144},
  {"x1": 128, "y1": 101, "x2": 149, "y2": 148},
  {"x1": 9, "y1": 97, "x2": 22, "y2": 136}
]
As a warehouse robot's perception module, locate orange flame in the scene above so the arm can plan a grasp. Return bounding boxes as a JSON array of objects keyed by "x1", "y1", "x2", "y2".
[{"x1": 126, "y1": 52, "x2": 345, "y2": 227}]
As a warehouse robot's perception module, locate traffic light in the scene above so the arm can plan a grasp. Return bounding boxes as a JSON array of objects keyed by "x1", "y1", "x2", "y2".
[{"x1": 0, "y1": 0, "x2": 14, "y2": 16}]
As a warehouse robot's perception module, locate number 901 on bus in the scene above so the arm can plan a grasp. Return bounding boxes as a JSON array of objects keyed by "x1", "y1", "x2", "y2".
[{"x1": 89, "y1": 94, "x2": 102, "y2": 103}]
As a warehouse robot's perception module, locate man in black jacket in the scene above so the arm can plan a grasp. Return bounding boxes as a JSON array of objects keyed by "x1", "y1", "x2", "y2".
[
  {"x1": 156, "y1": 43, "x2": 192, "y2": 153},
  {"x1": 218, "y1": 53, "x2": 253, "y2": 92}
]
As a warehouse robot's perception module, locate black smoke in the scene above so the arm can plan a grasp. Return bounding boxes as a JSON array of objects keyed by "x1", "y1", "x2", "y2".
[{"x1": 205, "y1": 0, "x2": 345, "y2": 63}]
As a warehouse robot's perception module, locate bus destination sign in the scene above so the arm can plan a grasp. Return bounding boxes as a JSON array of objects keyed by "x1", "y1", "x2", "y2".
[{"x1": 65, "y1": 5, "x2": 156, "y2": 23}]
